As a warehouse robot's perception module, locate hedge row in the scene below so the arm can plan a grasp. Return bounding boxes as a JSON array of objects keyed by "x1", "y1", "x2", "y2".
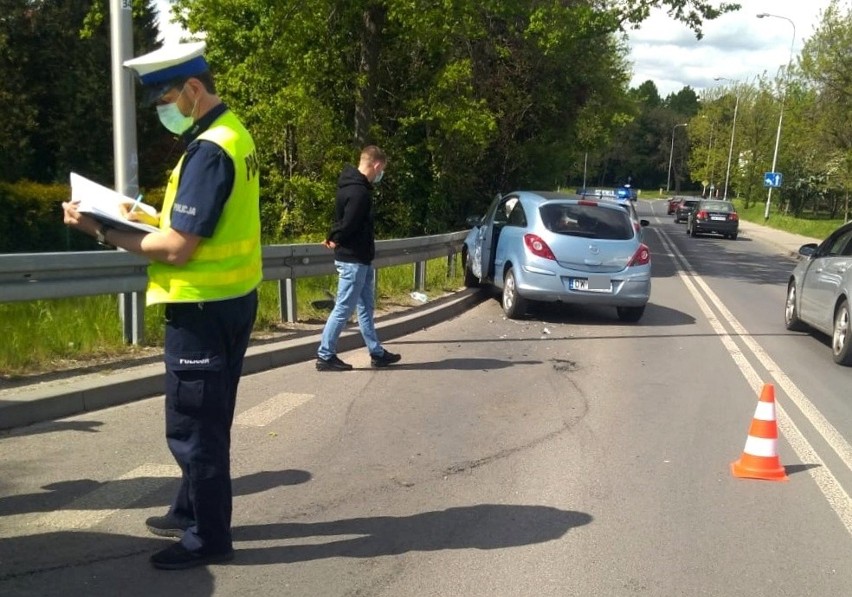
[{"x1": 0, "y1": 181, "x2": 165, "y2": 254}]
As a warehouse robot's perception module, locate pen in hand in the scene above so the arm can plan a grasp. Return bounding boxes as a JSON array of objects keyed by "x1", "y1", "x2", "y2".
[{"x1": 129, "y1": 193, "x2": 144, "y2": 214}]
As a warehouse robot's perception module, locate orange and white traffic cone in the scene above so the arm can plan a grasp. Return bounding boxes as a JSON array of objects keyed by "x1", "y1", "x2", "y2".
[{"x1": 731, "y1": 383, "x2": 788, "y2": 481}]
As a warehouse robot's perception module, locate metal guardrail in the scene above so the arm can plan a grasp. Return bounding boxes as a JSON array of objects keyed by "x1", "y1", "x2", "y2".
[{"x1": 0, "y1": 230, "x2": 469, "y2": 343}]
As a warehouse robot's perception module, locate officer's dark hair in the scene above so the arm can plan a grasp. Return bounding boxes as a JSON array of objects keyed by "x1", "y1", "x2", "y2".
[{"x1": 190, "y1": 71, "x2": 217, "y2": 95}]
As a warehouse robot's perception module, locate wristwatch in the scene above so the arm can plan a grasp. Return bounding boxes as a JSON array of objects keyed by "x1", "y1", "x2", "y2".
[{"x1": 95, "y1": 223, "x2": 113, "y2": 247}]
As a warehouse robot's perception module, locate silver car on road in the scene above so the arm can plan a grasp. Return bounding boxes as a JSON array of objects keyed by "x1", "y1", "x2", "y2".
[
  {"x1": 463, "y1": 191, "x2": 651, "y2": 321},
  {"x1": 785, "y1": 222, "x2": 852, "y2": 365}
]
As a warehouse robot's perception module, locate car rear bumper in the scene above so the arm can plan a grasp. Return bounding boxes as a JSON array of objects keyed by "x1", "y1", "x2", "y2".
[
  {"x1": 693, "y1": 220, "x2": 739, "y2": 234},
  {"x1": 516, "y1": 264, "x2": 651, "y2": 306}
]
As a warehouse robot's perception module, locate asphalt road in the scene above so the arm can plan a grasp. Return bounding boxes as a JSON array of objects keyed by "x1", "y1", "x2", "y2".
[{"x1": 2, "y1": 199, "x2": 851, "y2": 596}]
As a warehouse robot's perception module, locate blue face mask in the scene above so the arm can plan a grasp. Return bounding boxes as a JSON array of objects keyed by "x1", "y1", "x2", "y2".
[
  {"x1": 373, "y1": 169, "x2": 384, "y2": 184},
  {"x1": 156, "y1": 102, "x2": 194, "y2": 134}
]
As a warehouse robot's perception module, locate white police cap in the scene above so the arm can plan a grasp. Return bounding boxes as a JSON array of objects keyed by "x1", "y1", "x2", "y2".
[{"x1": 124, "y1": 41, "x2": 208, "y2": 103}]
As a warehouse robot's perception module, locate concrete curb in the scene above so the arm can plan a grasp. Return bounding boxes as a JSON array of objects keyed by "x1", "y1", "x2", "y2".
[{"x1": 0, "y1": 289, "x2": 486, "y2": 431}]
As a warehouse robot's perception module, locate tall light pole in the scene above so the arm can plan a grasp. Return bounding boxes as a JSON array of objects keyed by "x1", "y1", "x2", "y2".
[
  {"x1": 757, "y1": 12, "x2": 796, "y2": 220},
  {"x1": 704, "y1": 122, "x2": 715, "y2": 197},
  {"x1": 667, "y1": 123, "x2": 687, "y2": 193},
  {"x1": 714, "y1": 77, "x2": 741, "y2": 201}
]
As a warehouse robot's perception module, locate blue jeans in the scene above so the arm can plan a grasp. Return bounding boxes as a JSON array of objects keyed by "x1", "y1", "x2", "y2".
[{"x1": 318, "y1": 261, "x2": 383, "y2": 360}]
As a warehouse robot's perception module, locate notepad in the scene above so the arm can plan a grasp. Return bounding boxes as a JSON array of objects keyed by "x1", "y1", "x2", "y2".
[{"x1": 69, "y1": 172, "x2": 160, "y2": 234}]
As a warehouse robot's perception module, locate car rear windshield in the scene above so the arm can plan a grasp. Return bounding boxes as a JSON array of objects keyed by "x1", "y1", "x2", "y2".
[
  {"x1": 683, "y1": 200, "x2": 700, "y2": 207},
  {"x1": 540, "y1": 203, "x2": 633, "y2": 240},
  {"x1": 701, "y1": 201, "x2": 734, "y2": 212}
]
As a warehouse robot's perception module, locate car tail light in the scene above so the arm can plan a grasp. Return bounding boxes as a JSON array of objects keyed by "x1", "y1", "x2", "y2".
[
  {"x1": 696, "y1": 210, "x2": 708, "y2": 220},
  {"x1": 627, "y1": 243, "x2": 650, "y2": 267},
  {"x1": 524, "y1": 234, "x2": 556, "y2": 260},
  {"x1": 729, "y1": 212, "x2": 739, "y2": 221}
]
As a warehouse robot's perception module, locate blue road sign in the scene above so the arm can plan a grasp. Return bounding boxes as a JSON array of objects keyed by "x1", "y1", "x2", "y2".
[{"x1": 764, "y1": 172, "x2": 783, "y2": 188}]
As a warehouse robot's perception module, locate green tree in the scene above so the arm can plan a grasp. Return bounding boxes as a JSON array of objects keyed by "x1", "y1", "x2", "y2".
[
  {"x1": 157, "y1": 0, "x2": 739, "y2": 238},
  {"x1": 799, "y1": 0, "x2": 852, "y2": 217},
  {"x1": 0, "y1": 0, "x2": 161, "y2": 186},
  {"x1": 0, "y1": 0, "x2": 38, "y2": 181}
]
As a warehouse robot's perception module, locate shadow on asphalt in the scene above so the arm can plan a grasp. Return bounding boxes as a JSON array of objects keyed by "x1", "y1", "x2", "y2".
[
  {"x1": 0, "y1": 531, "x2": 216, "y2": 596},
  {"x1": 0, "y1": 469, "x2": 311, "y2": 517},
  {"x1": 371, "y1": 357, "x2": 541, "y2": 371},
  {"x1": 231, "y1": 504, "x2": 592, "y2": 564},
  {"x1": 472, "y1": 297, "x2": 696, "y2": 327},
  {"x1": 0, "y1": 419, "x2": 105, "y2": 439},
  {"x1": 784, "y1": 463, "x2": 821, "y2": 476}
]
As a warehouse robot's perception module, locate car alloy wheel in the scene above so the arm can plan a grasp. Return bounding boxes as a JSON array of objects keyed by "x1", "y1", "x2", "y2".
[
  {"x1": 784, "y1": 282, "x2": 806, "y2": 331},
  {"x1": 502, "y1": 267, "x2": 527, "y2": 319},
  {"x1": 832, "y1": 300, "x2": 852, "y2": 366}
]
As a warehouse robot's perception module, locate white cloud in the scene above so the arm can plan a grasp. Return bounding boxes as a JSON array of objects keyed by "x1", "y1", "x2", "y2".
[{"x1": 626, "y1": 0, "x2": 842, "y2": 97}]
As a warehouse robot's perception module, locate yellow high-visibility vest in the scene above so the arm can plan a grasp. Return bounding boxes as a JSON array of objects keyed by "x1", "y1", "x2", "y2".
[{"x1": 146, "y1": 110, "x2": 262, "y2": 305}]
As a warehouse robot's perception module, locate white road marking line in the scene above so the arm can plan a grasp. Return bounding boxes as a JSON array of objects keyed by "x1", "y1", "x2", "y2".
[
  {"x1": 686, "y1": 259, "x2": 852, "y2": 474},
  {"x1": 657, "y1": 229, "x2": 852, "y2": 537},
  {"x1": 33, "y1": 464, "x2": 179, "y2": 530},
  {"x1": 234, "y1": 393, "x2": 314, "y2": 427}
]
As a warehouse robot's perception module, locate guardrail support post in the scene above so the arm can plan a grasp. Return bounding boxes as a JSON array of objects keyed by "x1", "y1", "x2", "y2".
[
  {"x1": 414, "y1": 261, "x2": 426, "y2": 291},
  {"x1": 280, "y1": 278, "x2": 297, "y2": 323},
  {"x1": 119, "y1": 291, "x2": 145, "y2": 345},
  {"x1": 447, "y1": 252, "x2": 456, "y2": 278}
]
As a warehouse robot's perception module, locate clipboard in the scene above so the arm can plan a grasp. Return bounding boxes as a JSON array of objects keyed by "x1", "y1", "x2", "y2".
[{"x1": 70, "y1": 172, "x2": 160, "y2": 234}]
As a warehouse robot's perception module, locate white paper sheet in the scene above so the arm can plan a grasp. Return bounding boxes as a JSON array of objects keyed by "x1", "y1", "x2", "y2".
[{"x1": 69, "y1": 172, "x2": 160, "y2": 234}]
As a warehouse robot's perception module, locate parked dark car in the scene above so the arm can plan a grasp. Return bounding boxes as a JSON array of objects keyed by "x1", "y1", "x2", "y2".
[
  {"x1": 686, "y1": 200, "x2": 739, "y2": 240},
  {"x1": 785, "y1": 222, "x2": 852, "y2": 365},
  {"x1": 673, "y1": 198, "x2": 700, "y2": 223}
]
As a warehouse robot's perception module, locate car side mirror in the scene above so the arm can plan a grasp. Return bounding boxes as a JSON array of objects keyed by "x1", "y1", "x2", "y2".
[
  {"x1": 798, "y1": 243, "x2": 818, "y2": 258},
  {"x1": 640, "y1": 219, "x2": 650, "y2": 227}
]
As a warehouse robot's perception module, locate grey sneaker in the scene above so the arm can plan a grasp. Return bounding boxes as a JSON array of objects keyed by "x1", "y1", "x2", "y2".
[{"x1": 145, "y1": 515, "x2": 192, "y2": 538}]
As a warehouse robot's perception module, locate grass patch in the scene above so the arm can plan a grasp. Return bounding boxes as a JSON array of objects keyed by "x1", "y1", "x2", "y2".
[
  {"x1": 0, "y1": 254, "x2": 466, "y2": 377},
  {"x1": 732, "y1": 199, "x2": 844, "y2": 241}
]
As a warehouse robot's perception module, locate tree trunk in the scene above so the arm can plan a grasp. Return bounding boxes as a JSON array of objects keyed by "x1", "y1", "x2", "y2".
[{"x1": 353, "y1": 5, "x2": 386, "y2": 147}]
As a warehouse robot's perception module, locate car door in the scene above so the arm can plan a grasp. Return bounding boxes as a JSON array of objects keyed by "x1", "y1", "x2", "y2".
[
  {"x1": 800, "y1": 228, "x2": 852, "y2": 331},
  {"x1": 470, "y1": 194, "x2": 503, "y2": 281}
]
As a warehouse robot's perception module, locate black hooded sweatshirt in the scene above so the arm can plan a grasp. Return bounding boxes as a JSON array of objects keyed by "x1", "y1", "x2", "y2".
[{"x1": 326, "y1": 164, "x2": 375, "y2": 264}]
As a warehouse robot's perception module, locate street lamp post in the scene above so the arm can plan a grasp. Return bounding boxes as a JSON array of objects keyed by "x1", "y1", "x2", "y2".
[
  {"x1": 757, "y1": 12, "x2": 796, "y2": 220},
  {"x1": 667, "y1": 123, "x2": 687, "y2": 193},
  {"x1": 714, "y1": 77, "x2": 741, "y2": 201},
  {"x1": 704, "y1": 122, "x2": 715, "y2": 197}
]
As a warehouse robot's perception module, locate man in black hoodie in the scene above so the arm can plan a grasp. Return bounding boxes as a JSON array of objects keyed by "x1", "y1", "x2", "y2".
[{"x1": 316, "y1": 145, "x2": 401, "y2": 371}]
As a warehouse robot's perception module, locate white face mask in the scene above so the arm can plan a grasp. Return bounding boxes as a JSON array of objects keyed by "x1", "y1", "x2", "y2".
[
  {"x1": 156, "y1": 102, "x2": 194, "y2": 134},
  {"x1": 373, "y1": 169, "x2": 384, "y2": 184}
]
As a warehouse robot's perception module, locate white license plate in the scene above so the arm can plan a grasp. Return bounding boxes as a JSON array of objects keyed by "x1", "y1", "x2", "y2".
[
  {"x1": 710, "y1": 216, "x2": 726, "y2": 221},
  {"x1": 569, "y1": 275, "x2": 612, "y2": 292}
]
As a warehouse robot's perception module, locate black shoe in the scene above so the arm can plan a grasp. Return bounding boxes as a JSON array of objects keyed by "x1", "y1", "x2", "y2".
[
  {"x1": 150, "y1": 542, "x2": 234, "y2": 570},
  {"x1": 316, "y1": 355, "x2": 353, "y2": 371},
  {"x1": 146, "y1": 515, "x2": 192, "y2": 538},
  {"x1": 371, "y1": 350, "x2": 401, "y2": 368}
]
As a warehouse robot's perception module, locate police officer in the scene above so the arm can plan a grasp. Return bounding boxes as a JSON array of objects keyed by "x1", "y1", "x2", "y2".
[{"x1": 61, "y1": 42, "x2": 261, "y2": 570}]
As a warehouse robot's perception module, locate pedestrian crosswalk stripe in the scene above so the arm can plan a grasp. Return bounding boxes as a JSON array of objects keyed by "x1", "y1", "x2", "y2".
[
  {"x1": 33, "y1": 464, "x2": 179, "y2": 530},
  {"x1": 234, "y1": 393, "x2": 314, "y2": 427}
]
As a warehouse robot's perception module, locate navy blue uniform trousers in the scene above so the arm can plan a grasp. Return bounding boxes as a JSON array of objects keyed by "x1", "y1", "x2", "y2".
[{"x1": 163, "y1": 289, "x2": 257, "y2": 554}]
